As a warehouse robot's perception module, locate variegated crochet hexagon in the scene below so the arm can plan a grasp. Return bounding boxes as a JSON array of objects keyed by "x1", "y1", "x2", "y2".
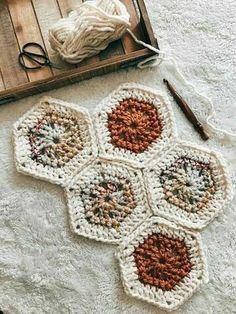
[
  {"x1": 93, "y1": 83, "x2": 176, "y2": 168},
  {"x1": 13, "y1": 84, "x2": 233, "y2": 311},
  {"x1": 117, "y1": 217, "x2": 208, "y2": 311},
  {"x1": 65, "y1": 159, "x2": 151, "y2": 243},
  {"x1": 144, "y1": 142, "x2": 233, "y2": 229},
  {"x1": 13, "y1": 97, "x2": 97, "y2": 186}
]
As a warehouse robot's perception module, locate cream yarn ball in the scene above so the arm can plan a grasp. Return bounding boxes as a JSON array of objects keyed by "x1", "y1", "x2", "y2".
[{"x1": 48, "y1": 0, "x2": 131, "y2": 64}]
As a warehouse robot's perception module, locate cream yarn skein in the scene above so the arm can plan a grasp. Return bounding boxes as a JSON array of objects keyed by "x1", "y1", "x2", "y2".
[
  {"x1": 49, "y1": 0, "x2": 236, "y2": 142},
  {"x1": 49, "y1": 0, "x2": 130, "y2": 64}
]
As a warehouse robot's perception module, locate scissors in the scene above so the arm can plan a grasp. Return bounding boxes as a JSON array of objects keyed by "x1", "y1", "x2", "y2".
[{"x1": 18, "y1": 42, "x2": 62, "y2": 70}]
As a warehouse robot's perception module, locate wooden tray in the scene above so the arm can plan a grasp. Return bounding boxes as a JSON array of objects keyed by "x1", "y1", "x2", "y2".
[{"x1": 0, "y1": 0, "x2": 158, "y2": 105}]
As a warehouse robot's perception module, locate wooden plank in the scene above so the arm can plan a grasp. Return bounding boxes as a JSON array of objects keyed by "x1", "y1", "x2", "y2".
[
  {"x1": 99, "y1": 40, "x2": 124, "y2": 60},
  {"x1": 0, "y1": 0, "x2": 158, "y2": 103},
  {"x1": 121, "y1": 0, "x2": 145, "y2": 53},
  {"x1": 0, "y1": 48, "x2": 150, "y2": 101},
  {"x1": 0, "y1": 0, "x2": 28, "y2": 89},
  {"x1": 0, "y1": 69, "x2": 5, "y2": 91},
  {"x1": 32, "y1": 0, "x2": 75, "y2": 74},
  {"x1": 7, "y1": 0, "x2": 52, "y2": 82},
  {"x1": 136, "y1": 0, "x2": 158, "y2": 47},
  {"x1": 57, "y1": 0, "x2": 82, "y2": 17}
]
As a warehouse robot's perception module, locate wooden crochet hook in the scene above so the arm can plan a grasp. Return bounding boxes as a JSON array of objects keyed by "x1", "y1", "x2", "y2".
[{"x1": 163, "y1": 79, "x2": 209, "y2": 141}]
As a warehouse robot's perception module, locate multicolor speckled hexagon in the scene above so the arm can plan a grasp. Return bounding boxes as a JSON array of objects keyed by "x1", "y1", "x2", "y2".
[
  {"x1": 13, "y1": 84, "x2": 233, "y2": 311},
  {"x1": 144, "y1": 142, "x2": 233, "y2": 229},
  {"x1": 13, "y1": 97, "x2": 97, "y2": 186},
  {"x1": 65, "y1": 159, "x2": 151, "y2": 243}
]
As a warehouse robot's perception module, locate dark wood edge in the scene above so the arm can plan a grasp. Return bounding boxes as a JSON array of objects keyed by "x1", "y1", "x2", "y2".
[
  {"x1": 0, "y1": 48, "x2": 156, "y2": 104},
  {"x1": 136, "y1": 0, "x2": 158, "y2": 48},
  {"x1": 0, "y1": 0, "x2": 159, "y2": 104}
]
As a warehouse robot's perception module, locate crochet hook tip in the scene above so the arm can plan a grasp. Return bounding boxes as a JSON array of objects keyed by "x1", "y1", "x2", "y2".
[{"x1": 199, "y1": 127, "x2": 210, "y2": 141}]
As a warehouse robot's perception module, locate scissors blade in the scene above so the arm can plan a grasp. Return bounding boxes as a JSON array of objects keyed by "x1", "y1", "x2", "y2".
[
  {"x1": 18, "y1": 52, "x2": 42, "y2": 70},
  {"x1": 19, "y1": 42, "x2": 64, "y2": 71}
]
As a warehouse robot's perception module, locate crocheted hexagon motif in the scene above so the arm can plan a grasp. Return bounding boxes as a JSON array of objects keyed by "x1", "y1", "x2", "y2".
[
  {"x1": 117, "y1": 217, "x2": 208, "y2": 311},
  {"x1": 144, "y1": 142, "x2": 233, "y2": 229},
  {"x1": 65, "y1": 159, "x2": 151, "y2": 243},
  {"x1": 13, "y1": 97, "x2": 97, "y2": 186},
  {"x1": 93, "y1": 84, "x2": 176, "y2": 168},
  {"x1": 13, "y1": 83, "x2": 234, "y2": 311}
]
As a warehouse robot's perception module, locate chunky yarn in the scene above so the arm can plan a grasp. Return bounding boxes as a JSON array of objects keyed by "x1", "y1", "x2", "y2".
[
  {"x1": 13, "y1": 84, "x2": 234, "y2": 310},
  {"x1": 48, "y1": 0, "x2": 236, "y2": 143},
  {"x1": 48, "y1": 0, "x2": 130, "y2": 64}
]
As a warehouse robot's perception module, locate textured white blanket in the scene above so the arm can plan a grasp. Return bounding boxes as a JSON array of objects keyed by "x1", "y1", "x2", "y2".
[{"x1": 0, "y1": 0, "x2": 235, "y2": 313}]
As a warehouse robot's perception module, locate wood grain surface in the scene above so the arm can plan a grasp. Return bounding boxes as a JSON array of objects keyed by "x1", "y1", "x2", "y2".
[
  {"x1": 0, "y1": 69, "x2": 5, "y2": 92},
  {"x1": 121, "y1": 0, "x2": 144, "y2": 53},
  {"x1": 32, "y1": 0, "x2": 75, "y2": 73},
  {"x1": 57, "y1": 0, "x2": 82, "y2": 17},
  {"x1": 7, "y1": 0, "x2": 52, "y2": 82},
  {"x1": 0, "y1": 0, "x2": 157, "y2": 104},
  {"x1": 0, "y1": 0, "x2": 28, "y2": 89}
]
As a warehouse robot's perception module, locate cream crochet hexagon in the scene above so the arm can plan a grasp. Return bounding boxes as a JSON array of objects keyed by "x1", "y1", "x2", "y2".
[
  {"x1": 13, "y1": 84, "x2": 233, "y2": 311},
  {"x1": 117, "y1": 217, "x2": 208, "y2": 311},
  {"x1": 13, "y1": 97, "x2": 97, "y2": 186},
  {"x1": 144, "y1": 142, "x2": 233, "y2": 229},
  {"x1": 65, "y1": 159, "x2": 151, "y2": 244}
]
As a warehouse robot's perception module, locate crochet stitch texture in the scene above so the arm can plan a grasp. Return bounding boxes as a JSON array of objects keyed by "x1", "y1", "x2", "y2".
[{"x1": 13, "y1": 83, "x2": 233, "y2": 311}]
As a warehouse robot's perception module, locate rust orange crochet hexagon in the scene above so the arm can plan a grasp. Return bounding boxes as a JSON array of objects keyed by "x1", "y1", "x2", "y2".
[
  {"x1": 133, "y1": 233, "x2": 192, "y2": 291},
  {"x1": 13, "y1": 83, "x2": 234, "y2": 311},
  {"x1": 107, "y1": 98, "x2": 163, "y2": 154}
]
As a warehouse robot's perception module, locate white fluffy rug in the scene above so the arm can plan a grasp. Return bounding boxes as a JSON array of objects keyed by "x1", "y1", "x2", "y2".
[{"x1": 0, "y1": 0, "x2": 236, "y2": 313}]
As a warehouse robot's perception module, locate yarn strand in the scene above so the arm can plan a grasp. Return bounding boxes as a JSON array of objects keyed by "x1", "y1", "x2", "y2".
[
  {"x1": 48, "y1": 0, "x2": 236, "y2": 143},
  {"x1": 127, "y1": 29, "x2": 236, "y2": 142}
]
